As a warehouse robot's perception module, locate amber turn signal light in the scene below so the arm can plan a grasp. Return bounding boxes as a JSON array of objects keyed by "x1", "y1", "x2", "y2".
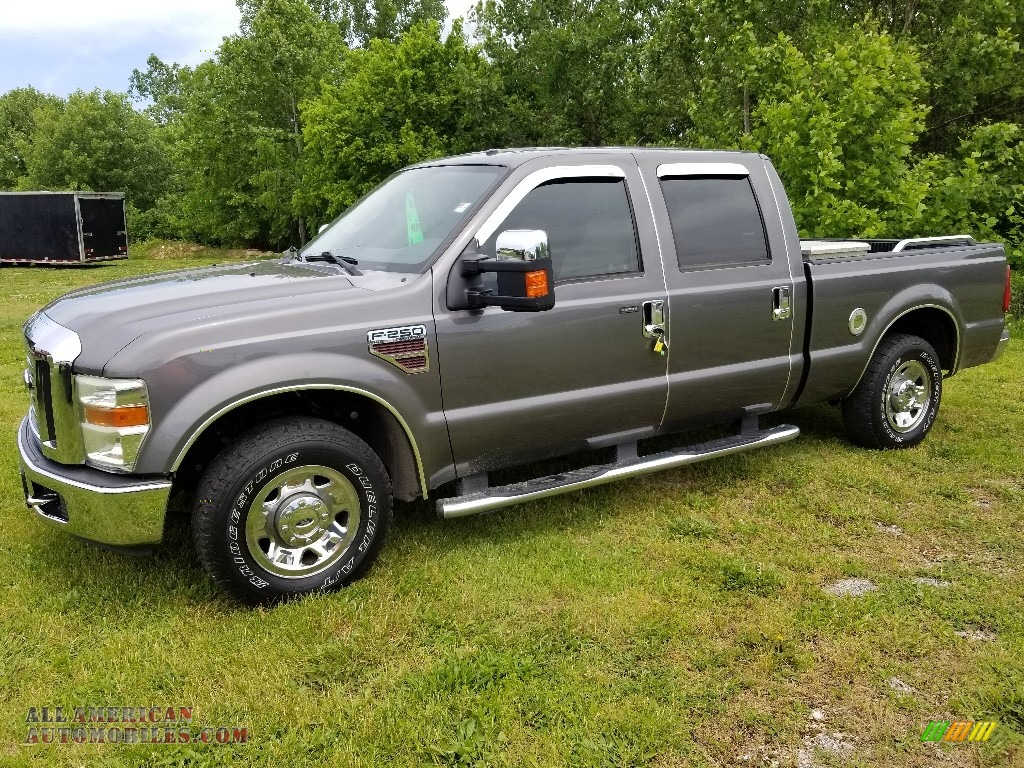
[
  {"x1": 82, "y1": 404, "x2": 150, "y2": 428},
  {"x1": 524, "y1": 270, "x2": 549, "y2": 298}
]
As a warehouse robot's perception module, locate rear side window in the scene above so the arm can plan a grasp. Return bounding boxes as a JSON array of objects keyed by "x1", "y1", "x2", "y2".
[
  {"x1": 480, "y1": 178, "x2": 640, "y2": 282},
  {"x1": 660, "y1": 176, "x2": 770, "y2": 270}
]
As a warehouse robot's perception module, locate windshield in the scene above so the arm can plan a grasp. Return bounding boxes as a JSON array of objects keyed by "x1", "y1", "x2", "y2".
[{"x1": 301, "y1": 164, "x2": 506, "y2": 273}]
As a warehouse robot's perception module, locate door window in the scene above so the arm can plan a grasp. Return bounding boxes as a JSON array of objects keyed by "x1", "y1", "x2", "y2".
[
  {"x1": 660, "y1": 176, "x2": 770, "y2": 270},
  {"x1": 480, "y1": 178, "x2": 640, "y2": 282}
]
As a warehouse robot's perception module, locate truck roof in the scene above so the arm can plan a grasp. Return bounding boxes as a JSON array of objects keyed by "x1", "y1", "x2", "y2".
[{"x1": 413, "y1": 146, "x2": 764, "y2": 169}]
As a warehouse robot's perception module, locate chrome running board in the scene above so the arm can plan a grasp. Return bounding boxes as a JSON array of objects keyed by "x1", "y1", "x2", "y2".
[{"x1": 437, "y1": 424, "x2": 800, "y2": 519}]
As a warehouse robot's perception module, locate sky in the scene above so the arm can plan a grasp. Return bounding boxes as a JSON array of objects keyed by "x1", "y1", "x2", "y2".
[{"x1": 0, "y1": 0, "x2": 476, "y2": 98}]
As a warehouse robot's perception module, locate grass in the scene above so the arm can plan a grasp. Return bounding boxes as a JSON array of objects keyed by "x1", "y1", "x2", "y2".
[{"x1": 1, "y1": 249, "x2": 1022, "y2": 767}]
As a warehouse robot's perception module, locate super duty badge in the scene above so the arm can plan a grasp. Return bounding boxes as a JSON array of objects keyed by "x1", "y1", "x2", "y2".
[{"x1": 367, "y1": 325, "x2": 429, "y2": 374}]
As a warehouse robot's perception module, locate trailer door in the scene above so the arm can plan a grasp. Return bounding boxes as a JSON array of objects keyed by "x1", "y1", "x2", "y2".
[{"x1": 79, "y1": 196, "x2": 128, "y2": 260}]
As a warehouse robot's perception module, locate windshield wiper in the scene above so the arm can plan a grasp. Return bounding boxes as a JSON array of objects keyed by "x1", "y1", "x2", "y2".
[{"x1": 302, "y1": 250, "x2": 362, "y2": 276}]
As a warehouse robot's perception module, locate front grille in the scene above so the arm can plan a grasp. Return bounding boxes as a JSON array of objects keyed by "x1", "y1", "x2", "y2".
[
  {"x1": 34, "y1": 359, "x2": 56, "y2": 444},
  {"x1": 23, "y1": 314, "x2": 85, "y2": 463}
]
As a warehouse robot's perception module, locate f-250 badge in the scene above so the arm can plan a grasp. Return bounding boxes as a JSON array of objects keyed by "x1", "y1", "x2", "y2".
[{"x1": 367, "y1": 325, "x2": 429, "y2": 374}]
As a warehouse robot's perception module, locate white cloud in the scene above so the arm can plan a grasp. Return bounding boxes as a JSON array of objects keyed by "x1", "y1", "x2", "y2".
[
  {"x1": 1, "y1": 0, "x2": 241, "y2": 68},
  {"x1": 1, "y1": 0, "x2": 241, "y2": 34}
]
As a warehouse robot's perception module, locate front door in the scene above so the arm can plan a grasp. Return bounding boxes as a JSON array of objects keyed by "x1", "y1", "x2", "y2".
[{"x1": 434, "y1": 160, "x2": 669, "y2": 476}]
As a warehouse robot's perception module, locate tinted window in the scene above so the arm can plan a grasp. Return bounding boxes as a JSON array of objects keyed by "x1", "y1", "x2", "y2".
[
  {"x1": 481, "y1": 178, "x2": 640, "y2": 281},
  {"x1": 660, "y1": 176, "x2": 770, "y2": 270}
]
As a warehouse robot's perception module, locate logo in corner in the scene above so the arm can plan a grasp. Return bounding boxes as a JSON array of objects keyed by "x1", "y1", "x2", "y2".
[
  {"x1": 921, "y1": 720, "x2": 997, "y2": 743},
  {"x1": 367, "y1": 325, "x2": 429, "y2": 374}
]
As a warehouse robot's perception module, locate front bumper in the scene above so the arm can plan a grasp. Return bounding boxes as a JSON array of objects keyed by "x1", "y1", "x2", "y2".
[
  {"x1": 992, "y1": 328, "x2": 1011, "y2": 362},
  {"x1": 17, "y1": 417, "x2": 171, "y2": 547}
]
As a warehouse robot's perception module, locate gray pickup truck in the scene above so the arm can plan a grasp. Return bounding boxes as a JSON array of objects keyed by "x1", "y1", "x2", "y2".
[{"x1": 17, "y1": 148, "x2": 1012, "y2": 604}]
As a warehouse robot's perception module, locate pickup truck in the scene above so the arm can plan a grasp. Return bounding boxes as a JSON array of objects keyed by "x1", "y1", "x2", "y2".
[{"x1": 17, "y1": 148, "x2": 1012, "y2": 605}]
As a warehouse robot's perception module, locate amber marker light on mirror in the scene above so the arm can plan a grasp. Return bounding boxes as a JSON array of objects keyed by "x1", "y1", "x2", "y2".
[{"x1": 525, "y1": 270, "x2": 549, "y2": 298}]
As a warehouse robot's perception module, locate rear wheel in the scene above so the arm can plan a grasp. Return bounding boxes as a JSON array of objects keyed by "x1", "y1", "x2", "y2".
[
  {"x1": 191, "y1": 417, "x2": 392, "y2": 605},
  {"x1": 842, "y1": 333, "x2": 942, "y2": 450}
]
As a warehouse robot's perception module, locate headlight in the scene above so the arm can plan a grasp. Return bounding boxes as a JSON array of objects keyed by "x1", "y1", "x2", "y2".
[{"x1": 76, "y1": 375, "x2": 151, "y2": 472}]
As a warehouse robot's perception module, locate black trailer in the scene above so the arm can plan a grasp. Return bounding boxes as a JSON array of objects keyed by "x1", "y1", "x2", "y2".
[{"x1": 0, "y1": 191, "x2": 128, "y2": 265}]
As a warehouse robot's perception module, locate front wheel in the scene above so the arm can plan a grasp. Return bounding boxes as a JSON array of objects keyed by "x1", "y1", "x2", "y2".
[
  {"x1": 191, "y1": 417, "x2": 392, "y2": 605},
  {"x1": 842, "y1": 333, "x2": 943, "y2": 450}
]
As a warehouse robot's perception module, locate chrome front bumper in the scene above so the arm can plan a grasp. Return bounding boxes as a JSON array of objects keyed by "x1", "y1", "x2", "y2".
[
  {"x1": 17, "y1": 417, "x2": 171, "y2": 548},
  {"x1": 992, "y1": 328, "x2": 1011, "y2": 361}
]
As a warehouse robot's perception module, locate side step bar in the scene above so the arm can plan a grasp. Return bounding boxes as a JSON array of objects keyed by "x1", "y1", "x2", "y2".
[{"x1": 437, "y1": 424, "x2": 800, "y2": 520}]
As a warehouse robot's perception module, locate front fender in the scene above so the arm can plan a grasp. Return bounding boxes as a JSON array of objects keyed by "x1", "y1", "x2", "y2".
[{"x1": 111, "y1": 343, "x2": 450, "y2": 490}]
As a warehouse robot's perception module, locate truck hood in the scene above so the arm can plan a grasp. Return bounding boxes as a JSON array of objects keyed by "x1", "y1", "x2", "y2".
[{"x1": 41, "y1": 259, "x2": 403, "y2": 371}]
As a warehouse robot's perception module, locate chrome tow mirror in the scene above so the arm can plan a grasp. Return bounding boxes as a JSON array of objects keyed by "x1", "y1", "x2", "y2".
[{"x1": 458, "y1": 229, "x2": 555, "y2": 312}]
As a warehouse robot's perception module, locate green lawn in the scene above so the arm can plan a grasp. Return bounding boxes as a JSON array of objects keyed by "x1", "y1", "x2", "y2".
[{"x1": 1, "y1": 252, "x2": 1021, "y2": 767}]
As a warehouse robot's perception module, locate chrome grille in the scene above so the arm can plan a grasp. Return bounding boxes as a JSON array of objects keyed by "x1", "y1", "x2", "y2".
[
  {"x1": 34, "y1": 359, "x2": 56, "y2": 444},
  {"x1": 23, "y1": 312, "x2": 86, "y2": 464}
]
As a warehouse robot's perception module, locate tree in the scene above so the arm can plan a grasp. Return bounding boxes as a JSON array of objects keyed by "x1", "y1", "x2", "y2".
[
  {"x1": 298, "y1": 0, "x2": 447, "y2": 46},
  {"x1": 18, "y1": 89, "x2": 171, "y2": 210},
  {"x1": 300, "y1": 20, "x2": 503, "y2": 221},
  {"x1": 746, "y1": 27, "x2": 930, "y2": 237},
  {"x1": 472, "y1": 0, "x2": 656, "y2": 146},
  {"x1": 0, "y1": 87, "x2": 63, "y2": 189},
  {"x1": 171, "y1": 0, "x2": 346, "y2": 247},
  {"x1": 129, "y1": 55, "x2": 193, "y2": 126},
  {"x1": 918, "y1": 122, "x2": 1024, "y2": 268}
]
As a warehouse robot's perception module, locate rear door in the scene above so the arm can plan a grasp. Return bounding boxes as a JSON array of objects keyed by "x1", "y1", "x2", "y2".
[
  {"x1": 434, "y1": 157, "x2": 670, "y2": 476},
  {"x1": 633, "y1": 153, "x2": 802, "y2": 427},
  {"x1": 79, "y1": 195, "x2": 128, "y2": 260}
]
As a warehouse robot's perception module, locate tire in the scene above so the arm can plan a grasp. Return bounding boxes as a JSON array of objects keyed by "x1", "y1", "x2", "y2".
[
  {"x1": 842, "y1": 333, "x2": 942, "y2": 450},
  {"x1": 191, "y1": 417, "x2": 392, "y2": 606}
]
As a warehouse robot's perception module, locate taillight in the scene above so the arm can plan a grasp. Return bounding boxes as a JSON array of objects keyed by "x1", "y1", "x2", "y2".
[{"x1": 1004, "y1": 265, "x2": 1012, "y2": 314}]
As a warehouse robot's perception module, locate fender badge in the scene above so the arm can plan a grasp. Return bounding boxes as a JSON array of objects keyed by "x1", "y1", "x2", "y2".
[{"x1": 367, "y1": 325, "x2": 429, "y2": 374}]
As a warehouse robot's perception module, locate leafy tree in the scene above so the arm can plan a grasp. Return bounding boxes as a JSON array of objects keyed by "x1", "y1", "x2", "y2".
[
  {"x1": 917, "y1": 122, "x2": 1024, "y2": 267},
  {"x1": 18, "y1": 89, "x2": 171, "y2": 210},
  {"x1": 129, "y1": 55, "x2": 193, "y2": 126},
  {"x1": 172, "y1": 0, "x2": 346, "y2": 247},
  {"x1": 0, "y1": 87, "x2": 63, "y2": 189},
  {"x1": 299, "y1": 0, "x2": 447, "y2": 45},
  {"x1": 300, "y1": 20, "x2": 503, "y2": 221},
  {"x1": 746, "y1": 26, "x2": 930, "y2": 237},
  {"x1": 472, "y1": 0, "x2": 655, "y2": 146}
]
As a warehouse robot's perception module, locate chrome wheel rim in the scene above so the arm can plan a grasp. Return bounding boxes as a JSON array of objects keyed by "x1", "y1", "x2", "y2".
[
  {"x1": 885, "y1": 360, "x2": 931, "y2": 433},
  {"x1": 244, "y1": 465, "x2": 361, "y2": 579}
]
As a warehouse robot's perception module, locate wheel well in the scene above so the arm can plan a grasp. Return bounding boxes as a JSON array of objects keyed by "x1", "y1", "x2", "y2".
[
  {"x1": 171, "y1": 391, "x2": 422, "y2": 508},
  {"x1": 884, "y1": 307, "x2": 959, "y2": 373}
]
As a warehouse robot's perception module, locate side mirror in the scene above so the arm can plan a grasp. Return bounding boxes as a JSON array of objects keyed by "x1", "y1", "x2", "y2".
[
  {"x1": 318, "y1": 223, "x2": 329, "y2": 234},
  {"x1": 461, "y1": 230, "x2": 555, "y2": 312}
]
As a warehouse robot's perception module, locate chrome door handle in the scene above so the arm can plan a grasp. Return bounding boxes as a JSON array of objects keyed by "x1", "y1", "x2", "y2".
[
  {"x1": 772, "y1": 286, "x2": 791, "y2": 321},
  {"x1": 642, "y1": 300, "x2": 665, "y2": 338}
]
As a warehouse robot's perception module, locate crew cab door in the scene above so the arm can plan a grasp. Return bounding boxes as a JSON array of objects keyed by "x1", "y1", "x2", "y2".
[
  {"x1": 633, "y1": 153, "x2": 802, "y2": 427},
  {"x1": 434, "y1": 158, "x2": 669, "y2": 476}
]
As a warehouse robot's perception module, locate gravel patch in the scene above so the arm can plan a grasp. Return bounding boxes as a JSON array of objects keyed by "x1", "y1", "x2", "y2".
[
  {"x1": 823, "y1": 577, "x2": 877, "y2": 597},
  {"x1": 955, "y1": 628, "x2": 996, "y2": 642},
  {"x1": 797, "y1": 732, "x2": 854, "y2": 768},
  {"x1": 874, "y1": 522, "x2": 904, "y2": 536},
  {"x1": 913, "y1": 576, "x2": 950, "y2": 588},
  {"x1": 888, "y1": 676, "x2": 916, "y2": 694}
]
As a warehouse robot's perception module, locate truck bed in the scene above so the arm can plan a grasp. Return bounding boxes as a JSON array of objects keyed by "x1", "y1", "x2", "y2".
[{"x1": 795, "y1": 238, "x2": 1008, "y2": 407}]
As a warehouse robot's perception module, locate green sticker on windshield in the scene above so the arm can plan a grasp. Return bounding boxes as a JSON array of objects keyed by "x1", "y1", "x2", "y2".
[{"x1": 405, "y1": 191, "x2": 424, "y2": 245}]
